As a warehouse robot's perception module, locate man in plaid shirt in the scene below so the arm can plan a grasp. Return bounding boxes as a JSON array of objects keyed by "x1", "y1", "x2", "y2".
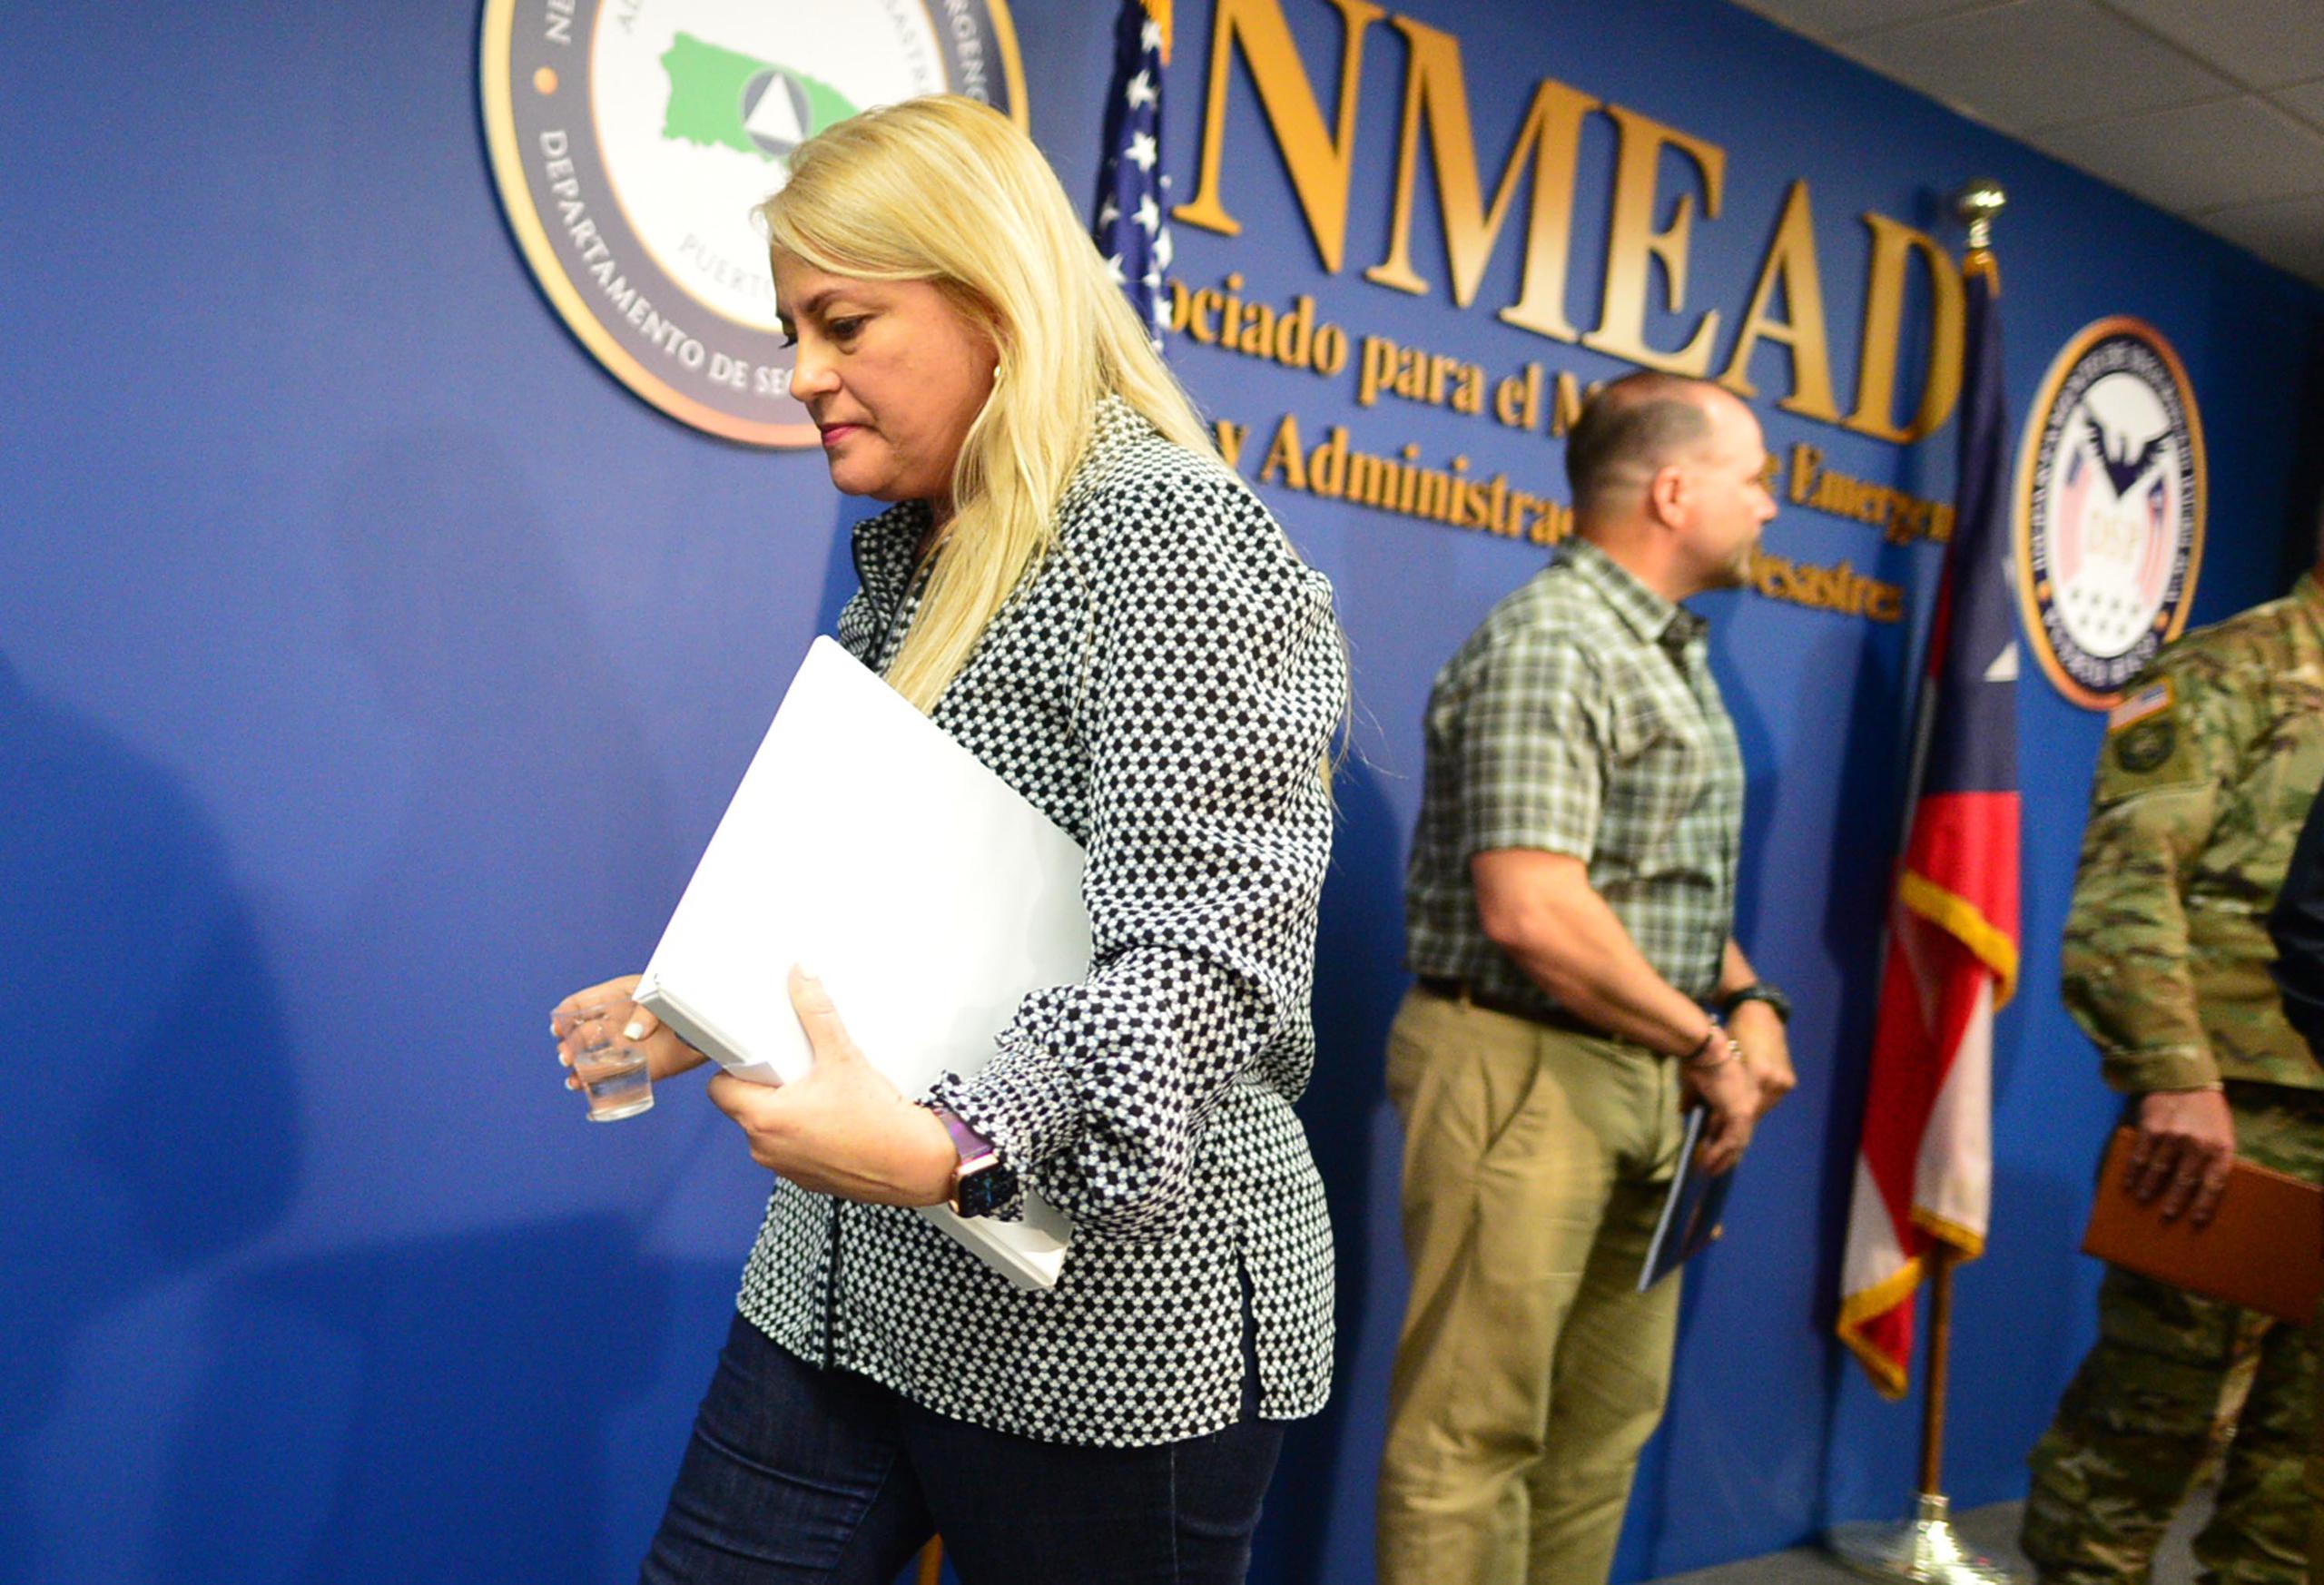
[{"x1": 1375, "y1": 373, "x2": 1797, "y2": 1585}]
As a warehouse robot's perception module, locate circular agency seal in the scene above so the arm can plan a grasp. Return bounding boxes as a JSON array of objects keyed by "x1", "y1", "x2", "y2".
[
  {"x1": 481, "y1": 0, "x2": 1026, "y2": 446},
  {"x1": 2014, "y1": 316, "x2": 2207, "y2": 709}
]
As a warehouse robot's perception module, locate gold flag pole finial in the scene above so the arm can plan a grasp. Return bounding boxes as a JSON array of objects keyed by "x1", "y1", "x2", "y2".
[{"x1": 1955, "y1": 180, "x2": 2006, "y2": 254}]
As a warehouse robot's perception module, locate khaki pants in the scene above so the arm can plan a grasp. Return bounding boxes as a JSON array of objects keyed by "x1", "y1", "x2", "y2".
[{"x1": 1374, "y1": 986, "x2": 1688, "y2": 1585}]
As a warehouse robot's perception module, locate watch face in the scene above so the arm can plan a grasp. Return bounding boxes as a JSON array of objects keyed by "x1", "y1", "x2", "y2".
[{"x1": 951, "y1": 1161, "x2": 1019, "y2": 1219}]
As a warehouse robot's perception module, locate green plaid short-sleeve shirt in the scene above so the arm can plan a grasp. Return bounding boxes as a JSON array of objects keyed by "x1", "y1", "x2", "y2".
[{"x1": 1404, "y1": 538, "x2": 1744, "y2": 1010}]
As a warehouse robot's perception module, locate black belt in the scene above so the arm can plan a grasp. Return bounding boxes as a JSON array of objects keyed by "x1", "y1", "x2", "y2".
[{"x1": 1414, "y1": 976, "x2": 1610, "y2": 1039}]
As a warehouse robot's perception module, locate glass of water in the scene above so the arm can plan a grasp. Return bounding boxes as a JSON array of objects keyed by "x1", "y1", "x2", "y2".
[{"x1": 556, "y1": 1001, "x2": 655, "y2": 1122}]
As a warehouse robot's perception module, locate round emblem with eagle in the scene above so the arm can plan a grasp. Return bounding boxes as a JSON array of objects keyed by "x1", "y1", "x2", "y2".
[{"x1": 2014, "y1": 316, "x2": 2206, "y2": 709}]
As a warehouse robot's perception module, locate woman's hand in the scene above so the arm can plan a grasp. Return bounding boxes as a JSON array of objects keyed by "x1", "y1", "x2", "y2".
[
  {"x1": 705, "y1": 968, "x2": 959, "y2": 1206},
  {"x1": 550, "y1": 974, "x2": 710, "y2": 1093}
]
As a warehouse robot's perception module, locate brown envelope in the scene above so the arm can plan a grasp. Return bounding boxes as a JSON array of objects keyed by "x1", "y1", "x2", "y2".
[{"x1": 2081, "y1": 1126, "x2": 2323, "y2": 1324}]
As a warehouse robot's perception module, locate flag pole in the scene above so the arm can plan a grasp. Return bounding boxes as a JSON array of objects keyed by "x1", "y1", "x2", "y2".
[
  {"x1": 1834, "y1": 1248, "x2": 2014, "y2": 1584},
  {"x1": 1918, "y1": 1244, "x2": 1955, "y2": 1498},
  {"x1": 1827, "y1": 179, "x2": 2023, "y2": 1585}
]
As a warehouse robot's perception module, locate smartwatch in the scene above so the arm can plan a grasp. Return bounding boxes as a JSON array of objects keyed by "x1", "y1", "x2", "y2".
[
  {"x1": 929, "y1": 1106, "x2": 1018, "y2": 1218},
  {"x1": 1719, "y1": 981, "x2": 1792, "y2": 1025}
]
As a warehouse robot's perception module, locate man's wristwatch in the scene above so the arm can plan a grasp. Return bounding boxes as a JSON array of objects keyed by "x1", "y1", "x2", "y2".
[
  {"x1": 928, "y1": 1105, "x2": 1018, "y2": 1218},
  {"x1": 1719, "y1": 981, "x2": 1792, "y2": 1025}
]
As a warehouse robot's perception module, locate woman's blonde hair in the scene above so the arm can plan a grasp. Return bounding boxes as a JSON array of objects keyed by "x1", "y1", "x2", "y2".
[{"x1": 757, "y1": 95, "x2": 1210, "y2": 711}]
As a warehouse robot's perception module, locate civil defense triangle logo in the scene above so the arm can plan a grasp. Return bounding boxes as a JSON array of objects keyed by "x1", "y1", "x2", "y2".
[
  {"x1": 2014, "y1": 316, "x2": 2206, "y2": 710},
  {"x1": 481, "y1": 0, "x2": 1025, "y2": 446}
]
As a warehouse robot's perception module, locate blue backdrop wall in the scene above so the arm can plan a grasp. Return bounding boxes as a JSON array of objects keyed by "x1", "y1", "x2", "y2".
[{"x1": 5, "y1": 3, "x2": 2320, "y2": 1582}]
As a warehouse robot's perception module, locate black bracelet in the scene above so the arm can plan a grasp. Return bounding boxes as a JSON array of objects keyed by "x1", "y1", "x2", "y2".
[
  {"x1": 1685, "y1": 1021, "x2": 1740, "y2": 1068},
  {"x1": 1719, "y1": 981, "x2": 1791, "y2": 1025}
]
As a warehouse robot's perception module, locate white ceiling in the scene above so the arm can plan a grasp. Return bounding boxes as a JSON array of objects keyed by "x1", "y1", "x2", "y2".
[{"x1": 1723, "y1": 0, "x2": 2324, "y2": 288}]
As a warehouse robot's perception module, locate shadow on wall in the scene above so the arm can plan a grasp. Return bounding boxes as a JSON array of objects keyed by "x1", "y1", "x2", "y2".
[
  {"x1": 1606, "y1": 599, "x2": 1807, "y2": 1579},
  {"x1": 247, "y1": 428, "x2": 706, "y2": 1582},
  {"x1": 192, "y1": 1221, "x2": 692, "y2": 1583},
  {"x1": 1256, "y1": 749, "x2": 1405, "y2": 1585},
  {"x1": 5, "y1": 424, "x2": 742, "y2": 1580},
  {"x1": 315, "y1": 426, "x2": 694, "y2": 995},
  {"x1": 1802, "y1": 534, "x2": 1948, "y2": 1530},
  {"x1": 58, "y1": 427, "x2": 751, "y2": 1584},
  {"x1": 0, "y1": 650, "x2": 300, "y2": 1580},
  {"x1": 1806, "y1": 578, "x2": 1917, "y2": 1338}
]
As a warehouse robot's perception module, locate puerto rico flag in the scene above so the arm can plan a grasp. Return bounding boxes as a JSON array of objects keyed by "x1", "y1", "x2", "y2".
[
  {"x1": 1090, "y1": 0, "x2": 1173, "y2": 352},
  {"x1": 1837, "y1": 251, "x2": 2022, "y2": 1396}
]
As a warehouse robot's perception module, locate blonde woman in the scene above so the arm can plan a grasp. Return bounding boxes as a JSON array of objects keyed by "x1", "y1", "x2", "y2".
[{"x1": 553, "y1": 96, "x2": 1346, "y2": 1584}]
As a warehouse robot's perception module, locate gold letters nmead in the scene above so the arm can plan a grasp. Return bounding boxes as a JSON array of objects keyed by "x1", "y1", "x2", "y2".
[
  {"x1": 1168, "y1": 0, "x2": 1968, "y2": 620},
  {"x1": 1179, "y1": 0, "x2": 1959, "y2": 439}
]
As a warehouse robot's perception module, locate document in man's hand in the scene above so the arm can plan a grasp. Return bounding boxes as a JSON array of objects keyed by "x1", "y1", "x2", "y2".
[
  {"x1": 633, "y1": 636, "x2": 1091, "y2": 1291},
  {"x1": 1637, "y1": 1107, "x2": 1733, "y2": 1292},
  {"x1": 2081, "y1": 1125, "x2": 2322, "y2": 1324}
]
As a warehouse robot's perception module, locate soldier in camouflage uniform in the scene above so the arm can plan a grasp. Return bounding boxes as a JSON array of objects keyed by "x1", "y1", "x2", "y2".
[{"x1": 2021, "y1": 565, "x2": 2324, "y2": 1585}]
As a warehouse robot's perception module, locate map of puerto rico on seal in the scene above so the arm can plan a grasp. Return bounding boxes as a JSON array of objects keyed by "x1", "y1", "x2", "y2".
[
  {"x1": 659, "y1": 33, "x2": 855, "y2": 160},
  {"x1": 482, "y1": 0, "x2": 1026, "y2": 443}
]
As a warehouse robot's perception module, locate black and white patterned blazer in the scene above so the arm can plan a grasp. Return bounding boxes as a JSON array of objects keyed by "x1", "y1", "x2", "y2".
[{"x1": 735, "y1": 398, "x2": 1347, "y2": 1446}]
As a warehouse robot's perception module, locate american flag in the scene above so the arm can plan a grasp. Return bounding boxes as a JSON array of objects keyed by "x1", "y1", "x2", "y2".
[
  {"x1": 1091, "y1": 0, "x2": 1172, "y2": 352},
  {"x1": 1837, "y1": 249, "x2": 2022, "y2": 1396}
]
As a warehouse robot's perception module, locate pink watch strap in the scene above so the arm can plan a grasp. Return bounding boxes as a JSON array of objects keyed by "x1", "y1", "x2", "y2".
[{"x1": 930, "y1": 1105, "x2": 996, "y2": 1167}]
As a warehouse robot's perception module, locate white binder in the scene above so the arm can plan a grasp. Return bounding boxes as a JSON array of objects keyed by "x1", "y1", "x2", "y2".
[{"x1": 635, "y1": 636, "x2": 1088, "y2": 1289}]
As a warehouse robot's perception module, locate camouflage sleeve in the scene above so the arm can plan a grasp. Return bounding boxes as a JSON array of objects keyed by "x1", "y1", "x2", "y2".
[{"x1": 2059, "y1": 651, "x2": 2257, "y2": 1093}]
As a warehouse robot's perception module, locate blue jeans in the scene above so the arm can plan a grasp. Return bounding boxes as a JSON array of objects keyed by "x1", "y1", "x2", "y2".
[{"x1": 640, "y1": 1313, "x2": 1285, "y2": 1585}]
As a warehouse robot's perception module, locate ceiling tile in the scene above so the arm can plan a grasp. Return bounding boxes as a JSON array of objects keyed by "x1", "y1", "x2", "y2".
[
  {"x1": 2030, "y1": 95, "x2": 2324, "y2": 213},
  {"x1": 1841, "y1": 0, "x2": 2237, "y2": 132},
  {"x1": 2096, "y1": 0, "x2": 2324, "y2": 90},
  {"x1": 2195, "y1": 191, "x2": 2324, "y2": 285},
  {"x1": 2276, "y1": 77, "x2": 2324, "y2": 130},
  {"x1": 1718, "y1": 0, "x2": 2324, "y2": 288},
  {"x1": 1722, "y1": 0, "x2": 2002, "y2": 43}
]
